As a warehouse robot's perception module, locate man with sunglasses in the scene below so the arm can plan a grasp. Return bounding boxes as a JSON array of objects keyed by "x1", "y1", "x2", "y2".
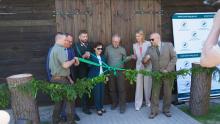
[{"x1": 142, "y1": 33, "x2": 177, "y2": 119}]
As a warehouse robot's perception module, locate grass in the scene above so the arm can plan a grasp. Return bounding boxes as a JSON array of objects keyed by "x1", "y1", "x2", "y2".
[{"x1": 180, "y1": 104, "x2": 220, "y2": 124}]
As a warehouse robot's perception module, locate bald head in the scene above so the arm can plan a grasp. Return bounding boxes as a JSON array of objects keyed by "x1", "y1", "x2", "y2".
[
  {"x1": 150, "y1": 33, "x2": 161, "y2": 46},
  {"x1": 55, "y1": 33, "x2": 66, "y2": 43}
]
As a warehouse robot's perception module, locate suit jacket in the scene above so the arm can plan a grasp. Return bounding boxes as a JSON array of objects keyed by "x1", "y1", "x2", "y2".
[
  {"x1": 73, "y1": 41, "x2": 92, "y2": 78},
  {"x1": 88, "y1": 54, "x2": 107, "y2": 78},
  {"x1": 133, "y1": 41, "x2": 152, "y2": 70},
  {"x1": 144, "y1": 42, "x2": 177, "y2": 72}
]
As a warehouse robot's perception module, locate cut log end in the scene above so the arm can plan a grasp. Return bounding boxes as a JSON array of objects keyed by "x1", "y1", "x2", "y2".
[{"x1": 7, "y1": 73, "x2": 32, "y2": 79}]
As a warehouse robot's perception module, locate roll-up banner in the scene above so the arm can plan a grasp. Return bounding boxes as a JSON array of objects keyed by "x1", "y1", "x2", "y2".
[{"x1": 172, "y1": 12, "x2": 220, "y2": 101}]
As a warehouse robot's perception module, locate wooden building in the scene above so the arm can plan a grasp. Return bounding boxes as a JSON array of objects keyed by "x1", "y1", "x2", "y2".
[{"x1": 0, "y1": 0, "x2": 218, "y2": 104}]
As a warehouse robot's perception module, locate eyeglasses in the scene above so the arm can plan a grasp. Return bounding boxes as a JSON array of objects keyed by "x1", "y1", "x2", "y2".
[
  {"x1": 150, "y1": 39, "x2": 154, "y2": 41},
  {"x1": 96, "y1": 48, "x2": 103, "y2": 50}
]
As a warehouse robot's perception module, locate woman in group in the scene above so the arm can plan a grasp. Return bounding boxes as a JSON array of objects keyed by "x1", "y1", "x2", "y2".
[
  {"x1": 133, "y1": 30, "x2": 152, "y2": 111},
  {"x1": 88, "y1": 42, "x2": 106, "y2": 116}
]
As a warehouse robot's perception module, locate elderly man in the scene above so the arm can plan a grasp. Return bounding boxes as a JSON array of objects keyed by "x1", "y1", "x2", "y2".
[
  {"x1": 105, "y1": 34, "x2": 131, "y2": 113},
  {"x1": 49, "y1": 33, "x2": 79, "y2": 124},
  {"x1": 73, "y1": 30, "x2": 92, "y2": 114},
  {"x1": 200, "y1": 9, "x2": 220, "y2": 67},
  {"x1": 143, "y1": 33, "x2": 177, "y2": 119}
]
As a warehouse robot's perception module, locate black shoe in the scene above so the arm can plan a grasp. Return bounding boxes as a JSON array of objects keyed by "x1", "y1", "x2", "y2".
[
  {"x1": 66, "y1": 120, "x2": 77, "y2": 124},
  {"x1": 97, "y1": 110, "x2": 103, "y2": 116},
  {"x1": 163, "y1": 111, "x2": 172, "y2": 117},
  {"x1": 148, "y1": 113, "x2": 158, "y2": 119},
  {"x1": 101, "y1": 108, "x2": 106, "y2": 113},
  {"x1": 120, "y1": 107, "x2": 126, "y2": 114},
  {"x1": 111, "y1": 104, "x2": 117, "y2": 110},
  {"x1": 74, "y1": 113, "x2": 80, "y2": 121},
  {"x1": 60, "y1": 116, "x2": 67, "y2": 122},
  {"x1": 82, "y1": 108, "x2": 92, "y2": 115}
]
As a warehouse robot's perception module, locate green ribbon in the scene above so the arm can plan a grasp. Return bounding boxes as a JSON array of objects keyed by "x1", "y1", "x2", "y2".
[{"x1": 78, "y1": 57, "x2": 126, "y2": 76}]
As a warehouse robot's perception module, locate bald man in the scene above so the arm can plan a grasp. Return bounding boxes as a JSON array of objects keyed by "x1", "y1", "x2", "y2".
[{"x1": 142, "y1": 33, "x2": 177, "y2": 119}]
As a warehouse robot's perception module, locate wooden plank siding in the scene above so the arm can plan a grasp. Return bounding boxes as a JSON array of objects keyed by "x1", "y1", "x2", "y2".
[
  {"x1": 0, "y1": 0, "x2": 55, "y2": 84},
  {"x1": 55, "y1": 0, "x2": 162, "y2": 104}
]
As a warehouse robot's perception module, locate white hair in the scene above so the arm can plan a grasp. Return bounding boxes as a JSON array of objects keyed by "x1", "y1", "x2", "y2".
[{"x1": 112, "y1": 34, "x2": 121, "y2": 41}]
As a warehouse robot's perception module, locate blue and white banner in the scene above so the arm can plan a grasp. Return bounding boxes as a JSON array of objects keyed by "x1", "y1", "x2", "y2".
[{"x1": 172, "y1": 12, "x2": 220, "y2": 101}]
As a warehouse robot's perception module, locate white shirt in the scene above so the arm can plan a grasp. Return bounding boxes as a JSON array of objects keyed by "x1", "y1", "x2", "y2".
[{"x1": 97, "y1": 55, "x2": 103, "y2": 74}]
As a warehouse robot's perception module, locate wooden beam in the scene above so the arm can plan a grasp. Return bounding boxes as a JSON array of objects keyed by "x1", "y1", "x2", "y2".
[{"x1": 0, "y1": 19, "x2": 55, "y2": 27}]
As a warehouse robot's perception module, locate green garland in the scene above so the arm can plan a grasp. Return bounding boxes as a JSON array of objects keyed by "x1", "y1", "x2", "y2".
[
  {"x1": 0, "y1": 83, "x2": 10, "y2": 109},
  {"x1": 17, "y1": 74, "x2": 108, "y2": 103},
  {"x1": 0, "y1": 58, "x2": 216, "y2": 109}
]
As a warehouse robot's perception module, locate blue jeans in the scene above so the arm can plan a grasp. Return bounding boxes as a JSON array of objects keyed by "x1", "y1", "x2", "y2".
[{"x1": 93, "y1": 83, "x2": 105, "y2": 111}]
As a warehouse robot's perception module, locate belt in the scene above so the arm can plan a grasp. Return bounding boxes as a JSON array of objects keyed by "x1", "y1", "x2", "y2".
[{"x1": 52, "y1": 76, "x2": 68, "y2": 80}]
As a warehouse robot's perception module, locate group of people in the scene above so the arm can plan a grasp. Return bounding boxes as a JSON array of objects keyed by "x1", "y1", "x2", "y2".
[{"x1": 47, "y1": 29, "x2": 177, "y2": 124}]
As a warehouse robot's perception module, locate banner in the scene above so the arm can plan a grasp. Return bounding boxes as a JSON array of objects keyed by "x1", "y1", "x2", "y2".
[{"x1": 172, "y1": 12, "x2": 220, "y2": 101}]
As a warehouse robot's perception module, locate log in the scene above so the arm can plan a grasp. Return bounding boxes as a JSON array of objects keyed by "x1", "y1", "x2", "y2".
[
  {"x1": 6, "y1": 74, "x2": 40, "y2": 124},
  {"x1": 189, "y1": 63, "x2": 211, "y2": 116}
]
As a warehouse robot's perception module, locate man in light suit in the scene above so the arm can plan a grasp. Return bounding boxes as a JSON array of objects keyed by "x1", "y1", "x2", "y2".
[{"x1": 142, "y1": 33, "x2": 177, "y2": 119}]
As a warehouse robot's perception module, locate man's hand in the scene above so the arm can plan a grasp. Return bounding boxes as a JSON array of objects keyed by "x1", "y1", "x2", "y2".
[
  {"x1": 131, "y1": 54, "x2": 137, "y2": 60},
  {"x1": 162, "y1": 70, "x2": 168, "y2": 73},
  {"x1": 105, "y1": 77, "x2": 109, "y2": 82},
  {"x1": 82, "y1": 51, "x2": 90, "y2": 59},
  {"x1": 74, "y1": 57, "x2": 80, "y2": 66},
  {"x1": 68, "y1": 76, "x2": 74, "y2": 84},
  {"x1": 142, "y1": 55, "x2": 150, "y2": 65}
]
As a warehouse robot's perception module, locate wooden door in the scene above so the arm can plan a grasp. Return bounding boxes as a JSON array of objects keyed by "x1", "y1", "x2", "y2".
[
  {"x1": 55, "y1": 0, "x2": 111, "y2": 44},
  {"x1": 55, "y1": 0, "x2": 161, "y2": 103}
]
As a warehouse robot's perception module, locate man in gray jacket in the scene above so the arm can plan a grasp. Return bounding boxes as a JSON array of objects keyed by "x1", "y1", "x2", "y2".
[{"x1": 143, "y1": 33, "x2": 177, "y2": 119}]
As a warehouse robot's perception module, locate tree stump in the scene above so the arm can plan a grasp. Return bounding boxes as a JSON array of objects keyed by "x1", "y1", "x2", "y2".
[
  {"x1": 6, "y1": 74, "x2": 40, "y2": 124},
  {"x1": 189, "y1": 63, "x2": 211, "y2": 116}
]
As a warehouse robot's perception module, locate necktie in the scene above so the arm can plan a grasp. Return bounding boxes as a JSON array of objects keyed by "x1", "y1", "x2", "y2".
[{"x1": 156, "y1": 46, "x2": 160, "y2": 56}]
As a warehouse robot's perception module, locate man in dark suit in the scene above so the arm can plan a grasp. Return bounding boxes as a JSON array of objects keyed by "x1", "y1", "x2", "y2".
[
  {"x1": 73, "y1": 30, "x2": 92, "y2": 114},
  {"x1": 143, "y1": 33, "x2": 177, "y2": 119}
]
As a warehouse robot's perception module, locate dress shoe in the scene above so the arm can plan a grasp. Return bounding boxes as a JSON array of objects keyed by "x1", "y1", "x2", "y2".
[
  {"x1": 74, "y1": 113, "x2": 80, "y2": 121},
  {"x1": 135, "y1": 108, "x2": 140, "y2": 111},
  {"x1": 66, "y1": 120, "x2": 77, "y2": 124},
  {"x1": 111, "y1": 104, "x2": 117, "y2": 110},
  {"x1": 120, "y1": 107, "x2": 126, "y2": 114},
  {"x1": 148, "y1": 113, "x2": 158, "y2": 119},
  {"x1": 97, "y1": 110, "x2": 102, "y2": 116},
  {"x1": 101, "y1": 108, "x2": 106, "y2": 113},
  {"x1": 82, "y1": 108, "x2": 92, "y2": 115},
  {"x1": 163, "y1": 111, "x2": 172, "y2": 117}
]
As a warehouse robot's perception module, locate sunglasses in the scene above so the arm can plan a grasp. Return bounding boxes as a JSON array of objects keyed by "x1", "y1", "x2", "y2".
[
  {"x1": 96, "y1": 48, "x2": 103, "y2": 50},
  {"x1": 150, "y1": 39, "x2": 154, "y2": 41}
]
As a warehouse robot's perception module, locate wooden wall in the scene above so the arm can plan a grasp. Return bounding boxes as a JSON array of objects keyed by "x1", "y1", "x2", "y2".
[
  {"x1": 55, "y1": 0, "x2": 161, "y2": 50},
  {"x1": 55, "y1": 0, "x2": 162, "y2": 104},
  {"x1": 0, "y1": 0, "x2": 55, "y2": 83},
  {"x1": 0, "y1": 0, "x2": 56, "y2": 105}
]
